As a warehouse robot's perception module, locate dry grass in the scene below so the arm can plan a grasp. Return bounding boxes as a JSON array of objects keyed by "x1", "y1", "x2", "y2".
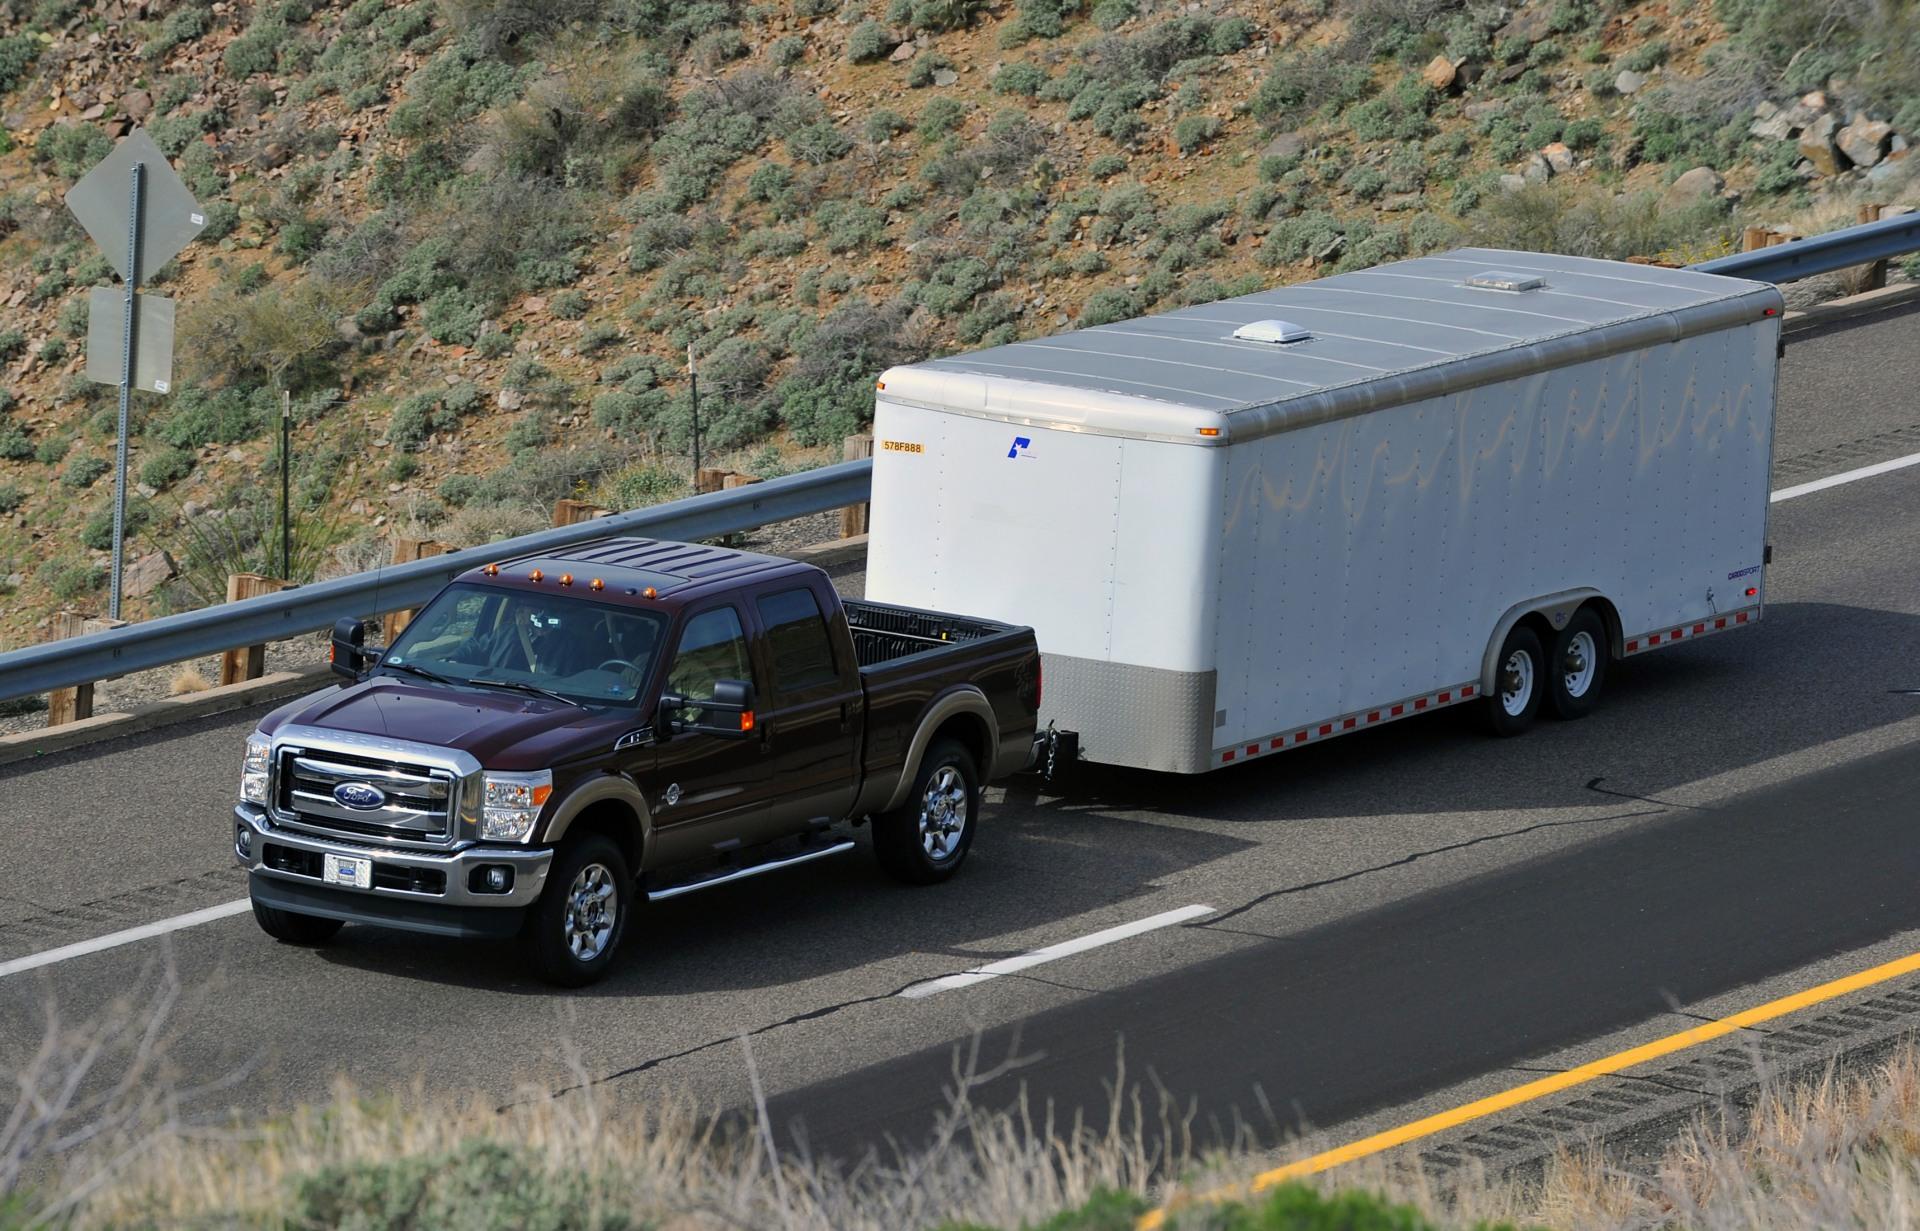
[{"x1": 165, "y1": 668, "x2": 209, "y2": 696}]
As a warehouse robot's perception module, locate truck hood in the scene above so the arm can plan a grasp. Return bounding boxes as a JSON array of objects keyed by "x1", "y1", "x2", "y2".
[{"x1": 261, "y1": 679, "x2": 640, "y2": 770}]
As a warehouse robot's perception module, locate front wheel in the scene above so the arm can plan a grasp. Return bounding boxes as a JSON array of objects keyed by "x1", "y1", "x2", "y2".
[
  {"x1": 1546, "y1": 607, "x2": 1608, "y2": 721},
  {"x1": 873, "y1": 739, "x2": 979, "y2": 885},
  {"x1": 251, "y1": 893, "x2": 344, "y2": 945},
  {"x1": 1484, "y1": 625, "x2": 1545, "y2": 737},
  {"x1": 526, "y1": 833, "x2": 630, "y2": 987}
]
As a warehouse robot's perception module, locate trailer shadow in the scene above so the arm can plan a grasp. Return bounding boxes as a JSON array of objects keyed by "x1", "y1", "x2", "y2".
[{"x1": 1024, "y1": 600, "x2": 1919, "y2": 825}]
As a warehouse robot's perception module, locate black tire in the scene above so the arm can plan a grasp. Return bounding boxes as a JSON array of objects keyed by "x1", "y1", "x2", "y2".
[
  {"x1": 1484, "y1": 624, "x2": 1546, "y2": 737},
  {"x1": 873, "y1": 739, "x2": 979, "y2": 885},
  {"x1": 250, "y1": 893, "x2": 345, "y2": 945},
  {"x1": 1545, "y1": 607, "x2": 1609, "y2": 721},
  {"x1": 525, "y1": 833, "x2": 631, "y2": 988}
]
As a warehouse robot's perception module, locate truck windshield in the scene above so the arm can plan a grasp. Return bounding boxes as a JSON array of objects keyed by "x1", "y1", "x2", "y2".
[{"x1": 379, "y1": 583, "x2": 668, "y2": 706}]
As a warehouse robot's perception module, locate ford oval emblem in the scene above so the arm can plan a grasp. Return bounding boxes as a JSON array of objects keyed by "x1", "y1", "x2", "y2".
[{"x1": 333, "y1": 782, "x2": 388, "y2": 810}]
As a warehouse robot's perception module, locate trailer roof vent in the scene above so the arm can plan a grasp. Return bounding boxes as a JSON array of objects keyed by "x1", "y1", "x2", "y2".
[
  {"x1": 1464, "y1": 270, "x2": 1547, "y2": 292},
  {"x1": 1232, "y1": 319, "x2": 1312, "y2": 345}
]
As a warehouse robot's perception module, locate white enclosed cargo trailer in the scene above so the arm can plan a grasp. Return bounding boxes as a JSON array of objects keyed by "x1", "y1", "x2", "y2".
[{"x1": 867, "y1": 249, "x2": 1784, "y2": 773}]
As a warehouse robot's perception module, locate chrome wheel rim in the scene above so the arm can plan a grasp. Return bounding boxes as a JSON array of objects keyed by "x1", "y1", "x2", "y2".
[
  {"x1": 918, "y1": 766, "x2": 969, "y2": 863},
  {"x1": 1500, "y1": 649, "x2": 1535, "y2": 717},
  {"x1": 564, "y1": 863, "x2": 618, "y2": 962},
  {"x1": 1562, "y1": 630, "x2": 1598, "y2": 699}
]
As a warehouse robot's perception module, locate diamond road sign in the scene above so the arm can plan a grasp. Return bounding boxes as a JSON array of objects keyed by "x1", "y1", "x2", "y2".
[
  {"x1": 84, "y1": 288, "x2": 174, "y2": 394},
  {"x1": 64, "y1": 127, "x2": 206, "y2": 286}
]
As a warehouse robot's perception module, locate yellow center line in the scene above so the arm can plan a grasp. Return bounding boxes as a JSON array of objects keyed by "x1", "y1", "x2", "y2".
[{"x1": 1139, "y1": 946, "x2": 1920, "y2": 1229}]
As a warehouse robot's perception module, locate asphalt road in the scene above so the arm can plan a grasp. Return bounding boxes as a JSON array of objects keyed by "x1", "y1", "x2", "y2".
[{"x1": 4, "y1": 303, "x2": 1920, "y2": 1173}]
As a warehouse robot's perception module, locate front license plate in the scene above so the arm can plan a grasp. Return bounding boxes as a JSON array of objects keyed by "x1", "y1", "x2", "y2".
[{"x1": 323, "y1": 852, "x2": 373, "y2": 890}]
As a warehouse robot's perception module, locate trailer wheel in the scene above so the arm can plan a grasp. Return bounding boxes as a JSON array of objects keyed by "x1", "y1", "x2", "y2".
[
  {"x1": 874, "y1": 740, "x2": 978, "y2": 885},
  {"x1": 1485, "y1": 625, "x2": 1545, "y2": 736},
  {"x1": 1546, "y1": 608, "x2": 1608, "y2": 721}
]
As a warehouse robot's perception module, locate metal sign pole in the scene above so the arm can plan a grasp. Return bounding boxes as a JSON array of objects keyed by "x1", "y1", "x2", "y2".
[
  {"x1": 109, "y1": 163, "x2": 145, "y2": 621},
  {"x1": 281, "y1": 390, "x2": 291, "y2": 580},
  {"x1": 688, "y1": 342, "x2": 701, "y2": 486}
]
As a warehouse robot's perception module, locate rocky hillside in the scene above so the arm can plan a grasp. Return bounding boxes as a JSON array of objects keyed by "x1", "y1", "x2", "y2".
[{"x1": 0, "y1": 0, "x2": 1915, "y2": 648}]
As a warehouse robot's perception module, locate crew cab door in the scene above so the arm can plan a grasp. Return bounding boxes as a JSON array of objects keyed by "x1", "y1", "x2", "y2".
[
  {"x1": 646, "y1": 603, "x2": 777, "y2": 866},
  {"x1": 749, "y1": 582, "x2": 864, "y2": 832}
]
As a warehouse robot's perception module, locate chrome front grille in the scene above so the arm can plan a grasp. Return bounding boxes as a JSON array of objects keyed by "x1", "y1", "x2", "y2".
[{"x1": 276, "y1": 749, "x2": 456, "y2": 845}]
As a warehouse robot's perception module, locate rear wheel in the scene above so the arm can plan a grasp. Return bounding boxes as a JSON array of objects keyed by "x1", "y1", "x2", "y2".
[
  {"x1": 1546, "y1": 607, "x2": 1608, "y2": 721},
  {"x1": 526, "y1": 833, "x2": 630, "y2": 987},
  {"x1": 250, "y1": 892, "x2": 344, "y2": 945},
  {"x1": 874, "y1": 739, "x2": 979, "y2": 885},
  {"x1": 1485, "y1": 625, "x2": 1545, "y2": 737}
]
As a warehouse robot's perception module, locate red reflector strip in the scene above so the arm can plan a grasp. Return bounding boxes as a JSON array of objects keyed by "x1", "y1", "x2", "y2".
[
  {"x1": 1391, "y1": 704, "x2": 1404, "y2": 717},
  {"x1": 1342, "y1": 717, "x2": 1357, "y2": 730},
  {"x1": 1438, "y1": 691, "x2": 1451, "y2": 703},
  {"x1": 1319, "y1": 724, "x2": 1333, "y2": 736},
  {"x1": 1222, "y1": 750, "x2": 1235, "y2": 763},
  {"x1": 1461, "y1": 685, "x2": 1475, "y2": 698}
]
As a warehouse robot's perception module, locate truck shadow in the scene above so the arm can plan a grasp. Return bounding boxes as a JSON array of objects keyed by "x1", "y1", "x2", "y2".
[{"x1": 309, "y1": 600, "x2": 1908, "y2": 993}]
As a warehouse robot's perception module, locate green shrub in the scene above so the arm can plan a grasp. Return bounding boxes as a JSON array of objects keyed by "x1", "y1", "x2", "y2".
[
  {"x1": 920, "y1": 96, "x2": 967, "y2": 138},
  {"x1": 1079, "y1": 286, "x2": 1136, "y2": 326},
  {"x1": 146, "y1": 6, "x2": 207, "y2": 58},
  {"x1": 287, "y1": 1141, "x2": 630, "y2": 1231},
  {"x1": 1090, "y1": 0, "x2": 1134, "y2": 29},
  {"x1": 36, "y1": 123, "x2": 112, "y2": 179},
  {"x1": 863, "y1": 108, "x2": 911, "y2": 142},
  {"x1": 80, "y1": 495, "x2": 151, "y2": 550},
  {"x1": 39, "y1": 556, "x2": 105, "y2": 602},
  {"x1": 770, "y1": 34, "x2": 807, "y2": 66},
  {"x1": 1620, "y1": 39, "x2": 1669, "y2": 72},
  {"x1": 1562, "y1": 117, "x2": 1605, "y2": 150},
  {"x1": 224, "y1": 22, "x2": 285, "y2": 76},
  {"x1": 275, "y1": 217, "x2": 330, "y2": 264},
  {"x1": 1173, "y1": 114, "x2": 1221, "y2": 152},
  {"x1": 35, "y1": 433, "x2": 71, "y2": 465},
  {"x1": 1254, "y1": 47, "x2": 1373, "y2": 129},
  {"x1": 421, "y1": 288, "x2": 485, "y2": 346},
  {"x1": 0, "y1": 34, "x2": 42, "y2": 94},
  {"x1": 551, "y1": 290, "x2": 589, "y2": 320},
  {"x1": 438, "y1": 473, "x2": 483, "y2": 505},
  {"x1": 787, "y1": 119, "x2": 853, "y2": 164},
  {"x1": 1089, "y1": 152, "x2": 1128, "y2": 179},
  {"x1": 1342, "y1": 164, "x2": 1388, "y2": 200},
  {"x1": 61, "y1": 454, "x2": 110, "y2": 489},
  {"x1": 139, "y1": 446, "x2": 196, "y2": 489},
  {"x1": 0, "y1": 480, "x2": 20, "y2": 513},
  {"x1": 1466, "y1": 181, "x2": 1733, "y2": 261},
  {"x1": 817, "y1": 201, "x2": 888, "y2": 252},
  {"x1": 847, "y1": 19, "x2": 889, "y2": 62},
  {"x1": 387, "y1": 392, "x2": 456, "y2": 450},
  {"x1": 579, "y1": 321, "x2": 622, "y2": 353},
  {"x1": 158, "y1": 386, "x2": 272, "y2": 448},
  {"x1": 606, "y1": 464, "x2": 689, "y2": 509},
  {"x1": 0, "y1": 329, "x2": 24, "y2": 363},
  {"x1": 906, "y1": 51, "x2": 954, "y2": 87},
  {"x1": 995, "y1": 62, "x2": 1048, "y2": 96}
]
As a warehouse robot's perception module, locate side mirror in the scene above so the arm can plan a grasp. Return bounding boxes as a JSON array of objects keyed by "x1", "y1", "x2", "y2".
[
  {"x1": 330, "y1": 617, "x2": 372, "y2": 681},
  {"x1": 657, "y1": 680, "x2": 757, "y2": 738}
]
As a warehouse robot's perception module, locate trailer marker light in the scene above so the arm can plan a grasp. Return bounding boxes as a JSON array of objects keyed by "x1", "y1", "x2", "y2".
[
  {"x1": 1197, "y1": 427, "x2": 1221, "y2": 437},
  {"x1": 1763, "y1": 307, "x2": 1778, "y2": 317},
  {"x1": 1746, "y1": 586, "x2": 1758, "y2": 596},
  {"x1": 528, "y1": 569, "x2": 544, "y2": 582}
]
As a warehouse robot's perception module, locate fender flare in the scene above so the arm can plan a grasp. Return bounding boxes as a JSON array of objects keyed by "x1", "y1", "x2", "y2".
[
  {"x1": 541, "y1": 773, "x2": 653, "y2": 862},
  {"x1": 1479, "y1": 588, "x2": 1616, "y2": 696},
  {"x1": 879, "y1": 686, "x2": 1001, "y2": 814}
]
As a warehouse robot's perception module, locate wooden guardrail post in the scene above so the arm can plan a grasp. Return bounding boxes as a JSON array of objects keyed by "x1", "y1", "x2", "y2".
[
  {"x1": 695, "y1": 467, "x2": 731, "y2": 495},
  {"x1": 722, "y1": 473, "x2": 762, "y2": 490},
  {"x1": 1858, "y1": 203, "x2": 1888, "y2": 290},
  {"x1": 552, "y1": 498, "x2": 607, "y2": 526},
  {"x1": 841, "y1": 433, "x2": 874, "y2": 538},
  {"x1": 46, "y1": 613, "x2": 94, "y2": 727},
  {"x1": 380, "y1": 540, "x2": 451, "y2": 643},
  {"x1": 219, "y1": 573, "x2": 292, "y2": 686}
]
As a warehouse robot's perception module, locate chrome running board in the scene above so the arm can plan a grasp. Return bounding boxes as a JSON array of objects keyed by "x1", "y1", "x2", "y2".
[{"x1": 646, "y1": 839, "x2": 856, "y2": 902}]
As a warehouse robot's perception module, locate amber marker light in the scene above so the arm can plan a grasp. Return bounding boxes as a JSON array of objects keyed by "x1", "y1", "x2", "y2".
[
  {"x1": 740, "y1": 709, "x2": 756, "y2": 733},
  {"x1": 1197, "y1": 427, "x2": 1221, "y2": 437},
  {"x1": 590, "y1": 578, "x2": 605, "y2": 591},
  {"x1": 528, "y1": 569, "x2": 544, "y2": 582},
  {"x1": 559, "y1": 573, "x2": 574, "y2": 586},
  {"x1": 642, "y1": 586, "x2": 658, "y2": 599},
  {"x1": 483, "y1": 563, "x2": 500, "y2": 576}
]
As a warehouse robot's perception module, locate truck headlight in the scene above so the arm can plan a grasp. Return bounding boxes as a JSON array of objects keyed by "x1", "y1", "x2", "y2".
[
  {"x1": 481, "y1": 770, "x2": 552, "y2": 843},
  {"x1": 241, "y1": 734, "x2": 270, "y2": 805}
]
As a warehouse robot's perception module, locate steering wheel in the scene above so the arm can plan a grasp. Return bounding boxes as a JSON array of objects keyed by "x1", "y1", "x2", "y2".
[{"x1": 596, "y1": 658, "x2": 640, "y2": 675}]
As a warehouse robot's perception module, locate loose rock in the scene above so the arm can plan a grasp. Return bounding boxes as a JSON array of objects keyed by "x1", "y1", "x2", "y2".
[
  {"x1": 1798, "y1": 112, "x2": 1846, "y2": 176},
  {"x1": 1421, "y1": 55, "x2": 1456, "y2": 93},
  {"x1": 122, "y1": 550, "x2": 175, "y2": 598},
  {"x1": 1836, "y1": 118, "x2": 1893, "y2": 169},
  {"x1": 1614, "y1": 68, "x2": 1646, "y2": 95},
  {"x1": 1664, "y1": 165, "x2": 1725, "y2": 202}
]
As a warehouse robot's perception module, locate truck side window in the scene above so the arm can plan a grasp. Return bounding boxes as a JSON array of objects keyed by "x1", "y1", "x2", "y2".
[
  {"x1": 756, "y1": 587, "x2": 838, "y2": 692},
  {"x1": 668, "y1": 607, "x2": 752, "y2": 720}
]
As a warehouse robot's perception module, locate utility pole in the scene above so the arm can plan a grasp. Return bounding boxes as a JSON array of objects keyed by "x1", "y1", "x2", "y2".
[
  {"x1": 688, "y1": 341, "x2": 701, "y2": 486},
  {"x1": 280, "y1": 389, "x2": 292, "y2": 580}
]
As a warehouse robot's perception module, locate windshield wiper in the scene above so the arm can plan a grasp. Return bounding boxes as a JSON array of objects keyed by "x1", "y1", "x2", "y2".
[
  {"x1": 469, "y1": 677, "x2": 585, "y2": 709},
  {"x1": 380, "y1": 661, "x2": 455, "y2": 686}
]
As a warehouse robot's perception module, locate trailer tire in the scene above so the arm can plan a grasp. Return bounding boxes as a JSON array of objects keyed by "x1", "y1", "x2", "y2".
[
  {"x1": 251, "y1": 895, "x2": 344, "y2": 946},
  {"x1": 874, "y1": 740, "x2": 978, "y2": 885},
  {"x1": 1486, "y1": 625, "x2": 1545, "y2": 737},
  {"x1": 525, "y1": 833, "x2": 631, "y2": 987},
  {"x1": 1546, "y1": 607, "x2": 1608, "y2": 721}
]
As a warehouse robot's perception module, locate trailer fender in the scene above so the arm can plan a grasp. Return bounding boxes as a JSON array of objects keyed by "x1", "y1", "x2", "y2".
[
  {"x1": 1479, "y1": 589, "x2": 1619, "y2": 696},
  {"x1": 876, "y1": 687, "x2": 1001, "y2": 815}
]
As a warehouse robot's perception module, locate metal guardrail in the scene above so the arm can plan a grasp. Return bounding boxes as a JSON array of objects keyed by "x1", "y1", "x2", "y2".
[
  {"x1": 0, "y1": 459, "x2": 873, "y2": 704},
  {"x1": 1689, "y1": 210, "x2": 1920, "y2": 282},
  {"x1": 7, "y1": 212, "x2": 1920, "y2": 709}
]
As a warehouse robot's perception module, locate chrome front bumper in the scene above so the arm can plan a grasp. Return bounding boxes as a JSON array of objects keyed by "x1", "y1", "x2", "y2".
[{"x1": 234, "y1": 804, "x2": 553, "y2": 909}]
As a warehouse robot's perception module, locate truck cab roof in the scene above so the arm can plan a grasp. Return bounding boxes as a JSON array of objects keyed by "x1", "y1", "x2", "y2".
[{"x1": 454, "y1": 537, "x2": 815, "y2": 611}]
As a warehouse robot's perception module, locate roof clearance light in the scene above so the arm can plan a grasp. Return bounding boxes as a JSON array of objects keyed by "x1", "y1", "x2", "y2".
[
  {"x1": 483, "y1": 563, "x2": 500, "y2": 577},
  {"x1": 590, "y1": 578, "x2": 605, "y2": 591},
  {"x1": 528, "y1": 569, "x2": 544, "y2": 582},
  {"x1": 642, "y1": 586, "x2": 658, "y2": 599},
  {"x1": 876, "y1": 380, "x2": 887, "y2": 391},
  {"x1": 1197, "y1": 427, "x2": 1221, "y2": 437},
  {"x1": 559, "y1": 573, "x2": 574, "y2": 586}
]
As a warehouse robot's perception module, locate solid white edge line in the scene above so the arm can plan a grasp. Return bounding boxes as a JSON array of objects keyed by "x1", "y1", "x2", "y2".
[
  {"x1": 899, "y1": 904, "x2": 1216, "y2": 999},
  {"x1": 1772, "y1": 450, "x2": 1920, "y2": 502},
  {"x1": 0, "y1": 897, "x2": 252, "y2": 980}
]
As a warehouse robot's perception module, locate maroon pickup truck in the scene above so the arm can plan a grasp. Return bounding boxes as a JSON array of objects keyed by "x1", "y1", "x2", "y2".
[{"x1": 233, "y1": 537, "x2": 1042, "y2": 984}]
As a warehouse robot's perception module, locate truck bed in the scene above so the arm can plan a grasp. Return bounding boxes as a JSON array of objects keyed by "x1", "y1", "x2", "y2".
[{"x1": 844, "y1": 599, "x2": 1023, "y2": 669}]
